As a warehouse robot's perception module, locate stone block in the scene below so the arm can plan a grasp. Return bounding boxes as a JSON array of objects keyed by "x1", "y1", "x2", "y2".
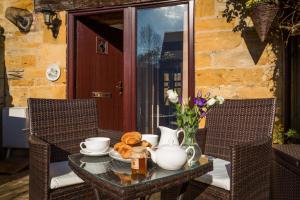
[
  {"x1": 10, "y1": 87, "x2": 29, "y2": 107},
  {"x1": 195, "y1": 85, "x2": 239, "y2": 99},
  {"x1": 21, "y1": 55, "x2": 36, "y2": 67},
  {"x1": 5, "y1": 32, "x2": 43, "y2": 49},
  {"x1": 5, "y1": 56, "x2": 22, "y2": 67},
  {"x1": 195, "y1": 52, "x2": 212, "y2": 68},
  {"x1": 0, "y1": 2, "x2": 3, "y2": 15},
  {"x1": 195, "y1": 84, "x2": 275, "y2": 99},
  {"x1": 195, "y1": 67, "x2": 267, "y2": 87},
  {"x1": 195, "y1": 0, "x2": 215, "y2": 17},
  {"x1": 9, "y1": 79, "x2": 34, "y2": 87},
  {"x1": 23, "y1": 68, "x2": 45, "y2": 79},
  {"x1": 195, "y1": 18, "x2": 234, "y2": 31},
  {"x1": 237, "y1": 86, "x2": 274, "y2": 98},
  {"x1": 38, "y1": 44, "x2": 67, "y2": 68},
  {"x1": 215, "y1": 0, "x2": 227, "y2": 17},
  {"x1": 6, "y1": 0, "x2": 33, "y2": 10},
  {"x1": 213, "y1": 47, "x2": 255, "y2": 67},
  {"x1": 195, "y1": 31, "x2": 242, "y2": 52},
  {"x1": 29, "y1": 85, "x2": 66, "y2": 99},
  {"x1": 256, "y1": 44, "x2": 277, "y2": 65}
]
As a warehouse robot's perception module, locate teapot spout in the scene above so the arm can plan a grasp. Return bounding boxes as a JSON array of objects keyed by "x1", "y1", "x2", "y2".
[{"x1": 147, "y1": 147, "x2": 156, "y2": 163}]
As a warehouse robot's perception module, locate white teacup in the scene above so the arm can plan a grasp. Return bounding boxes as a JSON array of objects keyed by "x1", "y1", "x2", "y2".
[
  {"x1": 142, "y1": 134, "x2": 159, "y2": 147},
  {"x1": 80, "y1": 137, "x2": 110, "y2": 153}
]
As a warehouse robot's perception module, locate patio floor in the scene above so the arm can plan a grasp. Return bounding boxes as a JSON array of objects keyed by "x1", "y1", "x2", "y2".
[
  {"x1": 0, "y1": 170, "x2": 29, "y2": 200},
  {"x1": 0, "y1": 170, "x2": 160, "y2": 200}
]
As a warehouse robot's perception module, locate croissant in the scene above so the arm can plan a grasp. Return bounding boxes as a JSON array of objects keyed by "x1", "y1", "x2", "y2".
[
  {"x1": 121, "y1": 131, "x2": 142, "y2": 145},
  {"x1": 113, "y1": 142, "x2": 133, "y2": 159}
]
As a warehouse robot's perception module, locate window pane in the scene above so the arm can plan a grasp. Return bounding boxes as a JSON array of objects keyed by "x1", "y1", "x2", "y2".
[{"x1": 136, "y1": 4, "x2": 189, "y2": 134}]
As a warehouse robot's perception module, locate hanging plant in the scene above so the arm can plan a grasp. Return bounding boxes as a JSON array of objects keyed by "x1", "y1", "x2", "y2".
[
  {"x1": 245, "y1": 0, "x2": 278, "y2": 9},
  {"x1": 224, "y1": 0, "x2": 300, "y2": 43},
  {"x1": 223, "y1": 0, "x2": 279, "y2": 41},
  {"x1": 247, "y1": 0, "x2": 279, "y2": 42}
]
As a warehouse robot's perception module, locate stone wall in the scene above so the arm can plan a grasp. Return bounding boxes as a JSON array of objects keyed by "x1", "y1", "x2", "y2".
[
  {"x1": 194, "y1": 0, "x2": 281, "y2": 100},
  {"x1": 0, "y1": 0, "x2": 281, "y2": 107},
  {"x1": 0, "y1": 0, "x2": 66, "y2": 107}
]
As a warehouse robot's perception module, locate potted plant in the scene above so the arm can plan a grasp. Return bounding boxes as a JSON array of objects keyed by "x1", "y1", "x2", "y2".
[
  {"x1": 246, "y1": 0, "x2": 279, "y2": 41},
  {"x1": 166, "y1": 90, "x2": 224, "y2": 165}
]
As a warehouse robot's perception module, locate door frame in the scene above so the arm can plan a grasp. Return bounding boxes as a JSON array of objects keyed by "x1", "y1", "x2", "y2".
[{"x1": 67, "y1": 0, "x2": 195, "y2": 131}]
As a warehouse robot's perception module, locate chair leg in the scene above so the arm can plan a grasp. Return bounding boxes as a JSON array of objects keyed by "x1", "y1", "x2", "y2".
[{"x1": 93, "y1": 188, "x2": 101, "y2": 200}]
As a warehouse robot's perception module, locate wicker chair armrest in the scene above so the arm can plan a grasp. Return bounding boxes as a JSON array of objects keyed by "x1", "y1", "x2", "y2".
[
  {"x1": 29, "y1": 135, "x2": 50, "y2": 200},
  {"x1": 230, "y1": 137, "x2": 272, "y2": 200}
]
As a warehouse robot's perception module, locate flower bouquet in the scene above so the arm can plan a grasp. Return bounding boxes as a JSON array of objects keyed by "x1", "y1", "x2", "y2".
[{"x1": 167, "y1": 89, "x2": 224, "y2": 165}]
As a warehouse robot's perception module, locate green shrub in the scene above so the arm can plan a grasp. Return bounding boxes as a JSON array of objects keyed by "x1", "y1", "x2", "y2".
[
  {"x1": 273, "y1": 122, "x2": 285, "y2": 144},
  {"x1": 285, "y1": 129, "x2": 300, "y2": 144}
]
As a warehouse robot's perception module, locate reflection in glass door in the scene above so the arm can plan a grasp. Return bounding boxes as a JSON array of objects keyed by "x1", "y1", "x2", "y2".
[{"x1": 136, "y1": 4, "x2": 189, "y2": 134}]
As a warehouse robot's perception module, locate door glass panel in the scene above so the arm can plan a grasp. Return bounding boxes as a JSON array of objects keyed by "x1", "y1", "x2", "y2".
[{"x1": 136, "y1": 4, "x2": 189, "y2": 134}]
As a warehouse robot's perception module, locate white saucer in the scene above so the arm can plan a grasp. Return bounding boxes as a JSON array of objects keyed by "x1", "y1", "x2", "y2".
[
  {"x1": 109, "y1": 150, "x2": 131, "y2": 163},
  {"x1": 80, "y1": 147, "x2": 113, "y2": 156}
]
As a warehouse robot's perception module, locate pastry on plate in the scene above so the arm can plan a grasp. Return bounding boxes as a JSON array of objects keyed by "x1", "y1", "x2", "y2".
[{"x1": 121, "y1": 131, "x2": 142, "y2": 145}]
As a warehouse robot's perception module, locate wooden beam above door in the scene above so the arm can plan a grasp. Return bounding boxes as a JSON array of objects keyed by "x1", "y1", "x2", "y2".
[{"x1": 34, "y1": 0, "x2": 183, "y2": 12}]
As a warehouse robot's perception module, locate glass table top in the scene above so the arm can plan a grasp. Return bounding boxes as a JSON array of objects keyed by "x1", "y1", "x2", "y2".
[{"x1": 68, "y1": 153, "x2": 212, "y2": 189}]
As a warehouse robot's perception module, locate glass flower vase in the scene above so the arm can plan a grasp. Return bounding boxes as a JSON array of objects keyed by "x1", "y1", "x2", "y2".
[{"x1": 181, "y1": 126, "x2": 202, "y2": 166}]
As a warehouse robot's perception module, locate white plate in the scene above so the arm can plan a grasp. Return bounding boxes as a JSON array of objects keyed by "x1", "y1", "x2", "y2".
[
  {"x1": 46, "y1": 64, "x2": 61, "y2": 82},
  {"x1": 80, "y1": 147, "x2": 113, "y2": 156},
  {"x1": 109, "y1": 150, "x2": 131, "y2": 163}
]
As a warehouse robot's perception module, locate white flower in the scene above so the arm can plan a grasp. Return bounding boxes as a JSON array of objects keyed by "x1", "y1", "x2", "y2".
[
  {"x1": 207, "y1": 98, "x2": 217, "y2": 106},
  {"x1": 216, "y1": 96, "x2": 225, "y2": 104},
  {"x1": 167, "y1": 89, "x2": 178, "y2": 103}
]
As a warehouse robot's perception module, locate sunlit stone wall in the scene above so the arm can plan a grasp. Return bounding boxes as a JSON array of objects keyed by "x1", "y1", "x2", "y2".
[
  {"x1": 0, "y1": 0, "x2": 66, "y2": 106},
  {"x1": 0, "y1": 0, "x2": 281, "y2": 107},
  {"x1": 194, "y1": 0, "x2": 281, "y2": 100}
]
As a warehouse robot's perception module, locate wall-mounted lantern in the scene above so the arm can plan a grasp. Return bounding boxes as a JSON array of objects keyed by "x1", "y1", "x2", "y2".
[{"x1": 41, "y1": 10, "x2": 62, "y2": 39}]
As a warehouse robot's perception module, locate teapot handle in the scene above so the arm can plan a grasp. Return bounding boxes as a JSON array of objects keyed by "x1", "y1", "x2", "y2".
[
  {"x1": 176, "y1": 129, "x2": 184, "y2": 146},
  {"x1": 185, "y1": 146, "x2": 196, "y2": 166}
]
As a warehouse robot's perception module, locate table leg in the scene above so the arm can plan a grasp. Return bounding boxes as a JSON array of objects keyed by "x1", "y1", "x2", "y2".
[
  {"x1": 178, "y1": 183, "x2": 189, "y2": 200},
  {"x1": 161, "y1": 182, "x2": 189, "y2": 200}
]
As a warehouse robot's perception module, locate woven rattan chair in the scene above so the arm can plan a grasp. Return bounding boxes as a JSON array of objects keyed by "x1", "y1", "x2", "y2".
[
  {"x1": 27, "y1": 98, "x2": 105, "y2": 200},
  {"x1": 185, "y1": 98, "x2": 276, "y2": 200}
]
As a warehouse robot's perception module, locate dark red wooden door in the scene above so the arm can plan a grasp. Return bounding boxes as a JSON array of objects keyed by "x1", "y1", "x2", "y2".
[{"x1": 76, "y1": 19, "x2": 123, "y2": 131}]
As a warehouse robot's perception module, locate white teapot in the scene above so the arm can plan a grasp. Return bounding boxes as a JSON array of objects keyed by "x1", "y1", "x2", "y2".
[{"x1": 147, "y1": 145, "x2": 194, "y2": 170}]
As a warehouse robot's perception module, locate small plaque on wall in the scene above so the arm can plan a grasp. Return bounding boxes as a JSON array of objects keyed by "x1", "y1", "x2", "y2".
[{"x1": 96, "y1": 37, "x2": 108, "y2": 54}]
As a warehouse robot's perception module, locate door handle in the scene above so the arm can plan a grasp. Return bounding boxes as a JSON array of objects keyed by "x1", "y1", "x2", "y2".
[
  {"x1": 91, "y1": 92, "x2": 112, "y2": 98},
  {"x1": 115, "y1": 81, "x2": 123, "y2": 95}
]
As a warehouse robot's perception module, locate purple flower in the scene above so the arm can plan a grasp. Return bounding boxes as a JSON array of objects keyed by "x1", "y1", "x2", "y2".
[
  {"x1": 194, "y1": 97, "x2": 207, "y2": 107},
  {"x1": 200, "y1": 110, "x2": 207, "y2": 118},
  {"x1": 197, "y1": 91, "x2": 202, "y2": 98},
  {"x1": 179, "y1": 96, "x2": 183, "y2": 104}
]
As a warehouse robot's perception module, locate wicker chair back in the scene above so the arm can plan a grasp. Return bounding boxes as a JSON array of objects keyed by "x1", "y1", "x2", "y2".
[
  {"x1": 28, "y1": 98, "x2": 98, "y2": 162},
  {"x1": 205, "y1": 98, "x2": 276, "y2": 161}
]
